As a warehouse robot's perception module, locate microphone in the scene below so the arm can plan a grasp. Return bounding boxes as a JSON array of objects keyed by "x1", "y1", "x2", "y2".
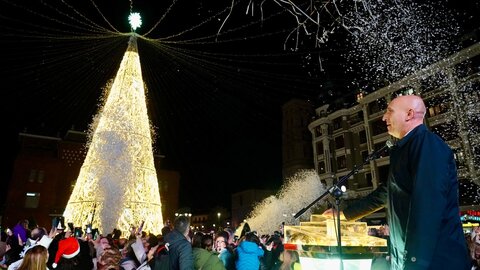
[{"x1": 365, "y1": 139, "x2": 395, "y2": 162}]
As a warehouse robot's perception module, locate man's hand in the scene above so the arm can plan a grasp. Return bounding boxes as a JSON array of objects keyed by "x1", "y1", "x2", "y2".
[
  {"x1": 64, "y1": 230, "x2": 72, "y2": 238},
  {"x1": 322, "y1": 208, "x2": 346, "y2": 220},
  {"x1": 49, "y1": 227, "x2": 58, "y2": 238},
  {"x1": 265, "y1": 241, "x2": 274, "y2": 251},
  {"x1": 147, "y1": 244, "x2": 159, "y2": 261}
]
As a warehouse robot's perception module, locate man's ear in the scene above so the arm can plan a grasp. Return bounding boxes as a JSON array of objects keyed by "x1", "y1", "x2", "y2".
[{"x1": 406, "y1": 109, "x2": 414, "y2": 121}]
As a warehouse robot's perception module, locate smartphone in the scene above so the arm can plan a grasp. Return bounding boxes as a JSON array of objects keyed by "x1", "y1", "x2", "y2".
[
  {"x1": 92, "y1": 228, "x2": 99, "y2": 240},
  {"x1": 52, "y1": 217, "x2": 59, "y2": 229},
  {"x1": 68, "y1": 222, "x2": 74, "y2": 232},
  {"x1": 53, "y1": 217, "x2": 65, "y2": 230},
  {"x1": 74, "y1": 227, "x2": 83, "y2": 238}
]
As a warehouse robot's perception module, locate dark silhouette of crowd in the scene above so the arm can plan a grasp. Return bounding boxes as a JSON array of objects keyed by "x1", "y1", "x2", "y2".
[
  {"x1": 2, "y1": 214, "x2": 476, "y2": 270},
  {"x1": 0, "y1": 216, "x2": 301, "y2": 270}
]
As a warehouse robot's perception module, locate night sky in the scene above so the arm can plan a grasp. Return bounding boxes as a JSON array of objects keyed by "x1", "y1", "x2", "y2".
[{"x1": 1, "y1": 0, "x2": 479, "y2": 212}]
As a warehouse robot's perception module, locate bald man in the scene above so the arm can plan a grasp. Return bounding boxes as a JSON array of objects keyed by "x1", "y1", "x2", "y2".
[{"x1": 323, "y1": 95, "x2": 470, "y2": 270}]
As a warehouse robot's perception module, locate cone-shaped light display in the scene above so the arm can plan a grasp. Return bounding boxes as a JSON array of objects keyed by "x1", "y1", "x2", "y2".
[{"x1": 63, "y1": 35, "x2": 163, "y2": 235}]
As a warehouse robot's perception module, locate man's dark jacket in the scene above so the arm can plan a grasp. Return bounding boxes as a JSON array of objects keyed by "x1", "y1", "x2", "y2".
[
  {"x1": 344, "y1": 124, "x2": 470, "y2": 270},
  {"x1": 164, "y1": 229, "x2": 194, "y2": 270}
]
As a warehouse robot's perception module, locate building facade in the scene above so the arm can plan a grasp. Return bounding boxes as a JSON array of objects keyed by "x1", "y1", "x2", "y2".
[{"x1": 282, "y1": 99, "x2": 315, "y2": 179}]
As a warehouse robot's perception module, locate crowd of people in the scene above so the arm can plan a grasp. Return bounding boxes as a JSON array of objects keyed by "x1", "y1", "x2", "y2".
[
  {"x1": 1, "y1": 215, "x2": 479, "y2": 270},
  {"x1": 0, "y1": 216, "x2": 301, "y2": 270}
]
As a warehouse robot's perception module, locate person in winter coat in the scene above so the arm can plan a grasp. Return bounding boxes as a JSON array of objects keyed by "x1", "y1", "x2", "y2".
[
  {"x1": 192, "y1": 234, "x2": 225, "y2": 270},
  {"x1": 214, "y1": 233, "x2": 235, "y2": 270},
  {"x1": 235, "y1": 232, "x2": 264, "y2": 270},
  {"x1": 164, "y1": 216, "x2": 194, "y2": 270}
]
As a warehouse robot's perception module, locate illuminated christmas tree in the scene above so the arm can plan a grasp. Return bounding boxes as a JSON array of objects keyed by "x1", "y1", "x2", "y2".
[{"x1": 63, "y1": 34, "x2": 163, "y2": 235}]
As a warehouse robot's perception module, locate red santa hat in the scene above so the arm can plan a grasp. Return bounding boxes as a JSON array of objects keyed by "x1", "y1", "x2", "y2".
[{"x1": 52, "y1": 237, "x2": 80, "y2": 268}]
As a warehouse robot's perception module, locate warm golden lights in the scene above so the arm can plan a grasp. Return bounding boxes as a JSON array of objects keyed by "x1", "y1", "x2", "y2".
[{"x1": 63, "y1": 35, "x2": 163, "y2": 236}]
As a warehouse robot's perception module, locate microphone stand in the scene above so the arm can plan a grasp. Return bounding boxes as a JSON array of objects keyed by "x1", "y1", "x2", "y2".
[{"x1": 293, "y1": 140, "x2": 393, "y2": 270}]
